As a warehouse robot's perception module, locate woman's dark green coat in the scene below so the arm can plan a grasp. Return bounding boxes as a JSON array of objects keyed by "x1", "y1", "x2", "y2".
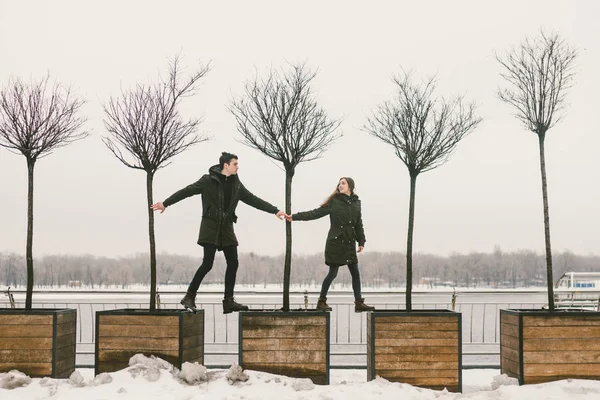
[
  {"x1": 163, "y1": 165, "x2": 279, "y2": 248},
  {"x1": 293, "y1": 193, "x2": 366, "y2": 266}
]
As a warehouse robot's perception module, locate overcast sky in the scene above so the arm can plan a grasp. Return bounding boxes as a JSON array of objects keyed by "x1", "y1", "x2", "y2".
[{"x1": 0, "y1": 0, "x2": 598, "y2": 260}]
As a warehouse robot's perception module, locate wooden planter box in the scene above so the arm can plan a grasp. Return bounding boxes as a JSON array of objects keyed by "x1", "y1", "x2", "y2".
[
  {"x1": 0, "y1": 308, "x2": 77, "y2": 378},
  {"x1": 95, "y1": 309, "x2": 204, "y2": 374},
  {"x1": 367, "y1": 310, "x2": 462, "y2": 392},
  {"x1": 239, "y1": 311, "x2": 330, "y2": 384},
  {"x1": 500, "y1": 309, "x2": 600, "y2": 384}
]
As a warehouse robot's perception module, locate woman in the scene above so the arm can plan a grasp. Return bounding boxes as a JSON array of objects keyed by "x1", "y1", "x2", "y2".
[{"x1": 287, "y1": 177, "x2": 375, "y2": 312}]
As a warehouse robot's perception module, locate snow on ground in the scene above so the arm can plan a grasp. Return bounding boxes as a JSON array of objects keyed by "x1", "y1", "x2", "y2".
[{"x1": 2, "y1": 355, "x2": 600, "y2": 399}]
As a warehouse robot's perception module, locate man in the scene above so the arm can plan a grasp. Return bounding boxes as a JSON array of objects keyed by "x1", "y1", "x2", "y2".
[{"x1": 151, "y1": 152, "x2": 286, "y2": 314}]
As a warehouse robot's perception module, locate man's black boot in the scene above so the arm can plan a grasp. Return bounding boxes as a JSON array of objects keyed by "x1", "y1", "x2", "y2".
[
  {"x1": 180, "y1": 292, "x2": 197, "y2": 312},
  {"x1": 223, "y1": 297, "x2": 249, "y2": 314}
]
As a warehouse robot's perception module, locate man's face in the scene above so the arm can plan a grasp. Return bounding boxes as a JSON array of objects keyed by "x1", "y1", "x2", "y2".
[{"x1": 224, "y1": 159, "x2": 239, "y2": 175}]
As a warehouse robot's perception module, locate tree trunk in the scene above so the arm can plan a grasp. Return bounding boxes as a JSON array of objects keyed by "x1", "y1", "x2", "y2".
[
  {"x1": 538, "y1": 133, "x2": 554, "y2": 311},
  {"x1": 406, "y1": 172, "x2": 418, "y2": 312},
  {"x1": 146, "y1": 171, "x2": 157, "y2": 311},
  {"x1": 25, "y1": 158, "x2": 35, "y2": 309},
  {"x1": 283, "y1": 170, "x2": 293, "y2": 311}
]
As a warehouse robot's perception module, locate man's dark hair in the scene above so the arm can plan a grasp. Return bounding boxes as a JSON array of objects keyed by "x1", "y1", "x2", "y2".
[{"x1": 219, "y1": 152, "x2": 238, "y2": 169}]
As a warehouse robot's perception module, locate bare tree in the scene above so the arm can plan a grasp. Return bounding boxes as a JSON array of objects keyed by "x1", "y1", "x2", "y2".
[
  {"x1": 229, "y1": 63, "x2": 341, "y2": 311},
  {"x1": 0, "y1": 76, "x2": 88, "y2": 309},
  {"x1": 364, "y1": 72, "x2": 481, "y2": 311},
  {"x1": 496, "y1": 31, "x2": 576, "y2": 311},
  {"x1": 102, "y1": 55, "x2": 210, "y2": 310}
]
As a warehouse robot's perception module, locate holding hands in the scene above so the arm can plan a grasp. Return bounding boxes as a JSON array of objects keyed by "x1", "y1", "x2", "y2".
[
  {"x1": 276, "y1": 210, "x2": 290, "y2": 220},
  {"x1": 150, "y1": 202, "x2": 166, "y2": 213}
]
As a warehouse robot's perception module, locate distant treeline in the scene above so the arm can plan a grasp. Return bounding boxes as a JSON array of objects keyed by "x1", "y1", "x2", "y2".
[{"x1": 2, "y1": 248, "x2": 599, "y2": 290}]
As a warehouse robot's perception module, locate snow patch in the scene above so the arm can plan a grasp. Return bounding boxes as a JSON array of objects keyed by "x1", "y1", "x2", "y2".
[
  {"x1": 90, "y1": 372, "x2": 113, "y2": 386},
  {"x1": 0, "y1": 370, "x2": 31, "y2": 390},
  {"x1": 178, "y1": 362, "x2": 207, "y2": 385},
  {"x1": 291, "y1": 378, "x2": 314, "y2": 391},
  {"x1": 491, "y1": 374, "x2": 519, "y2": 390},
  {"x1": 69, "y1": 370, "x2": 85, "y2": 387},
  {"x1": 226, "y1": 364, "x2": 249, "y2": 385}
]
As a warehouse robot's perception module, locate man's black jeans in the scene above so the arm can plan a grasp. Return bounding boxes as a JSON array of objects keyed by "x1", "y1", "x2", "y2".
[{"x1": 187, "y1": 244, "x2": 239, "y2": 298}]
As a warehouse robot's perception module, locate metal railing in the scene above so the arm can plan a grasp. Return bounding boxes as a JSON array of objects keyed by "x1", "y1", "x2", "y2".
[{"x1": 1, "y1": 288, "x2": 548, "y2": 368}]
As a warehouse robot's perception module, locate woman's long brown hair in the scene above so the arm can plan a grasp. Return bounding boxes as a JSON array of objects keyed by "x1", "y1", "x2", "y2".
[{"x1": 321, "y1": 177, "x2": 356, "y2": 206}]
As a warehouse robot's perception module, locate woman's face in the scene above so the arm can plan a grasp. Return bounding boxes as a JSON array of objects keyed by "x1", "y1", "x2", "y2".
[{"x1": 338, "y1": 178, "x2": 351, "y2": 195}]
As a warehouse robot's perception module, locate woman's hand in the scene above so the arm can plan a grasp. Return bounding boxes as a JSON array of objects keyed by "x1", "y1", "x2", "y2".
[
  {"x1": 357, "y1": 245, "x2": 364, "y2": 253},
  {"x1": 285, "y1": 215, "x2": 293, "y2": 222}
]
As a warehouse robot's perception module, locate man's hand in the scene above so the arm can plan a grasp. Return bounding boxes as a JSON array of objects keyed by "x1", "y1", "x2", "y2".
[
  {"x1": 276, "y1": 210, "x2": 287, "y2": 220},
  {"x1": 357, "y1": 245, "x2": 364, "y2": 253},
  {"x1": 285, "y1": 214, "x2": 293, "y2": 222},
  {"x1": 150, "y1": 202, "x2": 166, "y2": 214}
]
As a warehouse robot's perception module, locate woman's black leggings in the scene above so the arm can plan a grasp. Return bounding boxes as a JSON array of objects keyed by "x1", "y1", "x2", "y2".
[{"x1": 319, "y1": 263, "x2": 362, "y2": 301}]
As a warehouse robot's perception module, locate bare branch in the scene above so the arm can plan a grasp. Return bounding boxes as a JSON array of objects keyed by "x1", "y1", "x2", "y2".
[
  {"x1": 229, "y1": 62, "x2": 342, "y2": 173},
  {"x1": 363, "y1": 72, "x2": 481, "y2": 175},
  {"x1": 495, "y1": 30, "x2": 577, "y2": 135},
  {"x1": 102, "y1": 56, "x2": 212, "y2": 173},
  {"x1": 0, "y1": 75, "x2": 89, "y2": 161}
]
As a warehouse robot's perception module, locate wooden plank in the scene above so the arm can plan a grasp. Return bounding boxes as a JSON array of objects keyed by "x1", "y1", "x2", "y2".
[
  {"x1": 375, "y1": 353, "x2": 458, "y2": 362},
  {"x1": 374, "y1": 330, "x2": 458, "y2": 339},
  {"x1": 96, "y1": 361, "x2": 129, "y2": 374},
  {"x1": 374, "y1": 316, "x2": 458, "y2": 324},
  {"x1": 500, "y1": 323, "x2": 519, "y2": 338},
  {"x1": 55, "y1": 359, "x2": 74, "y2": 375},
  {"x1": 55, "y1": 366, "x2": 75, "y2": 379},
  {"x1": 0, "y1": 315, "x2": 53, "y2": 325},
  {"x1": 99, "y1": 324, "x2": 179, "y2": 338},
  {"x1": 501, "y1": 314, "x2": 519, "y2": 326},
  {"x1": 525, "y1": 375, "x2": 598, "y2": 384},
  {"x1": 524, "y1": 363, "x2": 600, "y2": 376},
  {"x1": 0, "y1": 338, "x2": 53, "y2": 350},
  {"x1": 56, "y1": 334, "x2": 76, "y2": 348},
  {"x1": 375, "y1": 322, "x2": 458, "y2": 331},
  {"x1": 372, "y1": 369, "x2": 458, "y2": 378},
  {"x1": 0, "y1": 325, "x2": 53, "y2": 337},
  {"x1": 500, "y1": 334, "x2": 519, "y2": 350},
  {"x1": 98, "y1": 337, "x2": 178, "y2": 351},
  {"x1": 242, "y1": 325, "x2": 326, "y2": 338},
  {"x1": 523, "y1": 315, "x2": 600, "y2": 327},
  {"x1": 98, "y1": 349, "x2": 179, "y2": 362},
  {"x1": 182, "y1": 323, "x2": 204, "y2": 337},
  {"x1": 55, "y1": 345, "x2": 75, "y2": 362},
  {"x1": 378, "y1": 376, "x2": 458, "y2": 386},
  {"x1": 99, "y1": 315, "x2": 178, "y2": 326},
  {"x1": 242, "y1": 338, "x2": 326, "y2": 351},
  {"x1": 524, "y1": 326, "x2": 600, "y2": 339},
  {"x1": 374, "y1": 338, "x2": 457, "y2": 347},
  {"x1": 0, "y1": 349, "x2": 53, "y2": 362},
  {"x1": 0, "y1": 362, "x2": 52, "y2": 376},
  {"x1": 183, "y1": 335, "x2": 203, "y2": 348},
  {"x1": 524, "y1": 351, "x2": 600, "y2": 364},
  {"x1": 243, "y1": 316, "x2": 327, "y2": 326},
  {"x1": 57, "y1": 312, "x2": 76, "y2": 325},
  {"x1": 523, "y1": 339, "x2": 600, "y2": 351},
  {"x1": 375, "y1": 361, "x2": 457, "y2": 370},
  {"x1": 501, "y1": 357, "x2": 519, "y2": 375},
  {"x1": 243, "y1": 350, "x2": 326, "y2": 363},
  {"x1": 375, "y1": 346, "x2": 458, "y2": 355},
  {"x1": 501, "y1": 346, "x2": 520, "y2": 363},
  {"x1": 243, "y1": 362, "x2": 326, "y2": 374},
  {"x1": 56, "y1": 334, "x2": 77, "y2": 349},
  {"x1": 56, "y1": 322, "x2": 76, "y2": 337},
  {"x1": 182, "y1": 346, "x2": 203, "y2": 362}
]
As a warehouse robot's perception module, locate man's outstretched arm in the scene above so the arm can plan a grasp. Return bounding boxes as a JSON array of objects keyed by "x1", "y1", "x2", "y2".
[
  {"x1": 151, "y1": 177, "x2": 207, "y2": 214},
  {"x1": 239, "y1": 184, "x2": 287, "y2": 219}
]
